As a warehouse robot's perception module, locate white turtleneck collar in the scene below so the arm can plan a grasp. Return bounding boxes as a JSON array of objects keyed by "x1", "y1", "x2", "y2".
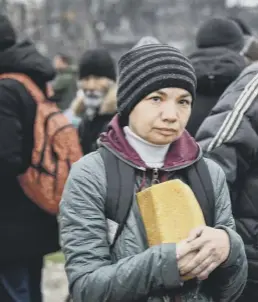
[{"x1": 124, "y1": 126, "x2": 170, "y2": 168}]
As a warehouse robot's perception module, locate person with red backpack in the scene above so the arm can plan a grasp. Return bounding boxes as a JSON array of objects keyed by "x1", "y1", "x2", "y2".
[{"x1": 0, "y1": 15, "x2": 82, "y2": 302}]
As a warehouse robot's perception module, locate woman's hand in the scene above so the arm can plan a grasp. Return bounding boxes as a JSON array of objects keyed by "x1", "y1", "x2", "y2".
[{"x1": 176, "y1": 226, "x2": 230, "y2": 280}]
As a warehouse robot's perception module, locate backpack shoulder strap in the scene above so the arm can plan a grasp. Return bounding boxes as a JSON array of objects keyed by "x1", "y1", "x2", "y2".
[
  {"x1": 186, "y1": 158, "x2": 215, "y2": 227},
  {"x1": 99, "y1": 147, "x2": 135, "y2": 246},
  {"x1": 0, "y1": 73, "x2": 45, "y2": 104}
]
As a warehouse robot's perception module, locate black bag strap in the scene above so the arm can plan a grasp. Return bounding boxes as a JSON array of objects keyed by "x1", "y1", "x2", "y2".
[
  {"x1": 186, "y1": 158, "x2": 215, "y2": 227},
  {"x1": 99, "y1": 147, "x2": 135, "y2": 247}
]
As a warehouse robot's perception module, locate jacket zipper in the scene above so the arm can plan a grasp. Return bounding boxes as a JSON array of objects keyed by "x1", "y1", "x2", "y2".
[
  {"x1": 163, "y1": 296, "x2": 170, "y2": 302},
  {"x1": 152, "y1": 168, "x2": 160, "y2": 185},
  {"x1": 163, "y1": 282, "x2": 201, "y2": 302},
  {"x1": 193, "y1": 280, "x2": 202, "y2": 301}
]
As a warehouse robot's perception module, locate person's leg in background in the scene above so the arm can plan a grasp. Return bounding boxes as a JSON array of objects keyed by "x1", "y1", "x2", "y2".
[
  {"x1": 28, "y1": 257, "x2": 44, "y2": 302},
  {"x1": 0, "y1": 264, "x2": 31, "y2": 302}
]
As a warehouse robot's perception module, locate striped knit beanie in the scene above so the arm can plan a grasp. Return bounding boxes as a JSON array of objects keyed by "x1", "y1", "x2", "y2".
[{"x1": 117, "y1": 39, "x2": 197, "y2": 121}]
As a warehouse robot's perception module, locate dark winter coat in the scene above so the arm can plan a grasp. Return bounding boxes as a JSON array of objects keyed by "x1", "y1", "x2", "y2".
[
  {"x1": 196, "y1": 62, "x2": 258, "y2": 301},
  {"x1": 0, "y1": 40, "x2": 59, "y2": 265},
  {"x1": 78, "y1": 84, "x2": 117, "y2": 155},
  {"x1": 187, "y1": 47, "x2": 246, "y2": 136},
  {"x1": 79, "y1": 113, "x2": 114, "y2": 154}
]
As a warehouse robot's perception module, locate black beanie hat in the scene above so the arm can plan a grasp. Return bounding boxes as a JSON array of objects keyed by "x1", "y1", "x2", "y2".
[
  {"x1": 117, "y1": 39, "x2": 197, "y2": 120},
  {"x1": 196, "y1": 18, "x2": 244, "y2": 52},
  {"x1": 79, "y1": 49, "x2": 116, "y2": 81},
  {"x1": 0, "y1": 14, "x2": 16, "y2": 51},
  {"x1": 230, "y1": 17, "x2": 252, "y2": 36}
]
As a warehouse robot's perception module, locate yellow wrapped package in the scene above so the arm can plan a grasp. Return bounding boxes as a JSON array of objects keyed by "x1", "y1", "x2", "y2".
[{"x1": 137, "y1": 179, "x2": 206, "y2": 280}]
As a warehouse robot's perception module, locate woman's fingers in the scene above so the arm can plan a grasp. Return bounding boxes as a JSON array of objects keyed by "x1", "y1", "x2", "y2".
[
  {"x1": 180, "y1": 246, "x2": 212, "y2": 276},
  {"x1": 197, "y1": 262, "x2": 218, "y2": 281},
  {"x1": 177, "y1": 236, "x2": 206, "y2": 260}
]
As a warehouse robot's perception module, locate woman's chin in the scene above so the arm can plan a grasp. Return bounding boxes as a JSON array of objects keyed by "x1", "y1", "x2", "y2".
[{"x1": 148, "y1": 134, "x2": 178, "y2": 145}]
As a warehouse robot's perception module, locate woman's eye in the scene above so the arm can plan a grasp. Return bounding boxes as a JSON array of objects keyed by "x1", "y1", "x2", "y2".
[
  {"x1": 151, "y1": 96, "x2": 162, "y2": 102},
  {"x1": 179, "y1": 99, "x2": 191, "y2": 106}
]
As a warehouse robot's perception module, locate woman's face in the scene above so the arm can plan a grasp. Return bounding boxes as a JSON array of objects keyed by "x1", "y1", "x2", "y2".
[{"x1": 129, "y1": 87, "x2": 192, "y2": 145}]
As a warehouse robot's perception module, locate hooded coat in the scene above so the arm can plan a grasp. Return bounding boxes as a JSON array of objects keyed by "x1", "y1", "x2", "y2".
[
  {"x1": 59, "y1": 115, "x2": 247, "y2": 302},
  {"x1": 52, "y1": 65, "x2": 78, "y2": 111},
  {"x1": 0, "y1": 40, "x2": 59, "y2": 264},
  {"x1": 186, "y1": 47, "x2": 246, "y2": 137}
]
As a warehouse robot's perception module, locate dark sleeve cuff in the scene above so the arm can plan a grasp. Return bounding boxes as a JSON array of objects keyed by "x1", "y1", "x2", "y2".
[
  {"x1": 160, "y1": 243, "x2": 183, "y2": 289},
  {"x1": 216, "y1": 225, "x2": 244, "y2": 268}
]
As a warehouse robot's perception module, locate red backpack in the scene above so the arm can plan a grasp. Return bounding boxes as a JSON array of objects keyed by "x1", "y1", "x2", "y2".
[{"x1": 0, "y1": 73, "x2": 83, "y2": 214}]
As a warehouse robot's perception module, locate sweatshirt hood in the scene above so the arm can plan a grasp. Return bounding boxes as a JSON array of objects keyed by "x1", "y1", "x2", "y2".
[
  {"x1": 0, "y1": 39, "x2": 55, "y2": 87},
  {"x1": 100, "y1": 115, "x2": 200, "y2": 170},
  {"x1": 190, "y1": 47, "x2": 246, "y2": 96}
]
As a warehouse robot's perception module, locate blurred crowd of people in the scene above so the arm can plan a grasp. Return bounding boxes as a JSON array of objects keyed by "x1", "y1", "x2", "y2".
[{"x1": 0, "y1": 11, "x2": 258, "y2": 302}]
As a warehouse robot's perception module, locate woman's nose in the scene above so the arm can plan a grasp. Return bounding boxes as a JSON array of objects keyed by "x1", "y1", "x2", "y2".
[{"x1": 160, "y1": 102, "x2": 178, "y2": 122}]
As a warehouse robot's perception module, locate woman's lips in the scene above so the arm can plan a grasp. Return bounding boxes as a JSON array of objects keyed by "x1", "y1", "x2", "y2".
[{"x1": 155, "y1": 128, "x2": 177, "y2": 135}]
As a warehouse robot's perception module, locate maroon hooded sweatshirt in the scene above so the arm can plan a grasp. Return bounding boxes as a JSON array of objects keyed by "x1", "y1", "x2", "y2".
[{"x1": 100, "y1": 115, "x2": 201, "y2": 175}]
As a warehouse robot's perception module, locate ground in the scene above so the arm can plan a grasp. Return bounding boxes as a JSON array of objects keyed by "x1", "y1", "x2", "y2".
[{"x1": 43, "y1": 253, "x2": 69, "y2": 302}]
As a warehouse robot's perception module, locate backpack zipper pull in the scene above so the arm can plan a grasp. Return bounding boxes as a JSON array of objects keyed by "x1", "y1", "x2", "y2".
[{"x1": 152, "y1": 168, "x2": 160, "y2": 185}]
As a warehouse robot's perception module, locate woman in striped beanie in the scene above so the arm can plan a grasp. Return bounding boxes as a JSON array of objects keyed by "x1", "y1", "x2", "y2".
[{"x1": 60, "y1": 37, "x2": 247, "y2": 302}]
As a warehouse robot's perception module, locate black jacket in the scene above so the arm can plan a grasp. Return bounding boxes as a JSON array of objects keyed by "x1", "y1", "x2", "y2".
[
  {"x1": 187, "y1": 47, "x2": 246, "y2": 136},
  {"x1": 0, "y1": 40, "x2": 59, "y2": 264},
  {"x1": 196, "y1": 62, "x2": 258, "y2": 301},
  {"x1": 79, "y1": 113, "x2": 114, "y2": 155}
]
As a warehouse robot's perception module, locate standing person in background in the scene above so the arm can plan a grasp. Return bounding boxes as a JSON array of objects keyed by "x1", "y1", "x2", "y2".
[
  {"x1": 77, "y1": 49, "x2": 117, "y2": 154},
  {"x1": 230, "y1": 17, "x2": 258, "y2": 63},
  {"x1": 187, "y1": 17, "x2": 247, "y2": 137},
  {"x1": 0, "y1": 14, "x2": 60, "y2": 302},
  {"x1": 52, "y1": 52, "x2": 77, "y2": 111},
  {"x1": 196, "y1": 60, "x2": 258, "y2": 302}
]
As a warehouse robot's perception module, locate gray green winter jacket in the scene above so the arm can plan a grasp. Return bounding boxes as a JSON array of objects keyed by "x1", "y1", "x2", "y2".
[
  {"x1": 59, "y1": 115, "x2": 247, "y2": 302},
  {"x1": 52, "y1": 65, "x2": 77, "y2": 110}
]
